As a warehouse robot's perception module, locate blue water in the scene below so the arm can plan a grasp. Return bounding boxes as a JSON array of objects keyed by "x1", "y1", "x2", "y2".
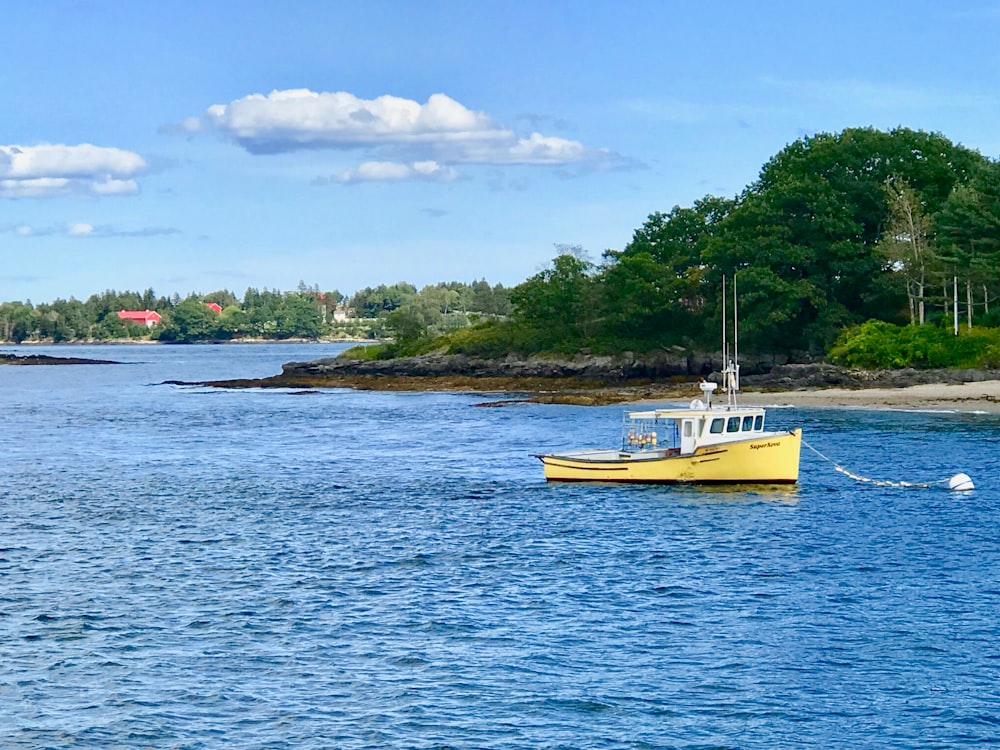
[{"x1": 1, "y1": 344, "x2": 998, "y2": 749}]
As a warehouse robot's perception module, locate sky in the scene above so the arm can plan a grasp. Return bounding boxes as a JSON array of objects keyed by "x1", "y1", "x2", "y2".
[{"x1": 3, "y1": 0, "x2": 1000, "y2": 303}]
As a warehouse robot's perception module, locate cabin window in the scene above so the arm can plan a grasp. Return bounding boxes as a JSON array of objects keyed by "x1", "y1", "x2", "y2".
[
  {"x1": 742, "y1": 416, "x2": 754, "y2": 431},
  {"x1": 683, "y1": 421, "x2": 693, "y2": 438},
  {"x1": 726, "y1": 417, "x2": 740, "y2": 433},
  {"x1": 710, "y1": 418, "x2": 725, "y2": 434},
  {"x1": 754, "y1": 415, "x2": 763, "y2": 430}
]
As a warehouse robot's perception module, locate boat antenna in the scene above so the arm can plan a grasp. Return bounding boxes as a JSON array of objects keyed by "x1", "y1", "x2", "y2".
[
  {"x1": 732, "y1": 272, "x2": 740, "y2": 400},
  {"x1": 733, "y1": 273, "x2": 738, "y2": 382},
  {"x1": 721, "y1": 273, "x2": 740, "y2": 407},
  {"x1": 722, "y1": 275, "x2": 728, "y2": 380}
]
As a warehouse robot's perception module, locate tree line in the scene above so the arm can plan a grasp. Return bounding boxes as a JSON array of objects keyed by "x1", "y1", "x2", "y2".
[
  {"x1": 347, "y1": 280, "x2": 511, "y2": 341},
  {"x1": 486, "y1": 127, "x2": 1000, "y2": 359},
  {"x1": 0, "y1": 280, "x2": 512, "y2": 344}
]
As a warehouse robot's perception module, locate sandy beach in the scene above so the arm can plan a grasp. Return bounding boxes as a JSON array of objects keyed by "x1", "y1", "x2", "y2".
[{"x1": 739, "y1": 380, "x2": 1000, "y2": 413}]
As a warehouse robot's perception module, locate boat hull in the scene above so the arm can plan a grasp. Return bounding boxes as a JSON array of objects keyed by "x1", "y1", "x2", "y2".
[{"x1": 539, "y1": 429, "x2": 802, "y2": 484}]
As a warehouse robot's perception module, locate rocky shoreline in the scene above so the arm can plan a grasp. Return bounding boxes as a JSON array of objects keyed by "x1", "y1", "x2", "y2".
[
  {"x1": 193, "y1": 353, "x2": 1000, "y2": 406},
  {"x1": 743, "y1": 362, "x2": 1000, "y2": 389},
  {"x1": 0, "y1": 352, "x2": 123, "y2": 366}
]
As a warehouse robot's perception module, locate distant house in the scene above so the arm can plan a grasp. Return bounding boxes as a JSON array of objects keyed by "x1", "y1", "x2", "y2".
[
  {"x1": 204, "y1": 302, "x2": 223, "y2": 314},
  {"x1": 117, "y1": 310, "x2": 162, "y2": 328}
]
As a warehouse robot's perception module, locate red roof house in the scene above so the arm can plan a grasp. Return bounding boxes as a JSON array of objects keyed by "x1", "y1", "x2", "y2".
[
  {"x1": 204, "y1": 302, "x2": 223, "y2": 314},
  {"x1": 117, "y1": 309, "x2": 162, "y2": 328}
]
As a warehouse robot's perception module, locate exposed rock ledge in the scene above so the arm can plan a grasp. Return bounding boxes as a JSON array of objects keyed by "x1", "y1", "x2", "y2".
[
  {"x1": 193, "y1": 354, "x2": 1000, "y2": 406},
  {"x1": 281, "y1": 351, "x2": 720, "y2": 380},
  {"x1": 0, "y1": 352, "x2": 122, "y2": 365},
  {"x1": 743, "y1": 363, "x2": 1000, "y2": 390}
]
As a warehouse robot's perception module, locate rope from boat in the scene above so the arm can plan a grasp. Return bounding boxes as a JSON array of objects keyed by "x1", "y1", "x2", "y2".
[{"x1": 801, "y1": 437, "x2": 951, "y2": 489}]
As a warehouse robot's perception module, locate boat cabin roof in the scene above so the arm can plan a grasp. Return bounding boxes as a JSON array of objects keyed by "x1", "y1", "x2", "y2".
[{"x1": 627, "y1": 405, "x2": 764, "y2": 422}]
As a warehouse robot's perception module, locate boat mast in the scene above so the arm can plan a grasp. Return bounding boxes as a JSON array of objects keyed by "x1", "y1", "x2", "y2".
[
  {"x1": 722, "y1": 274, "x2": 727, "y2": 375},
  {"x1": 733, "y1": 273, "x2": 738, "y2": 382},
  {"x1": 722, "y1": 273, "x2": 740, "y2": 407}
]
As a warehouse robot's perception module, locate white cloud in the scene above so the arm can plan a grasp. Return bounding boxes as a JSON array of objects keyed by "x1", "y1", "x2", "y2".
[
  {"x1": 183, "y1": 90, "x2": 507, "y2": 150},
  {"x1": 335, "y1": 160, "x2": 459, "y2": 184},
  {"x1": 180, "y1": 88, "x2": 614, "y2": 182},
  {"x1": 92, "y1": 178, "x2": 140, "y2": 195},
  {"x1": 1, "y1": 177, "x2": 72, "y2": 198},
  {"x1": 459, "y1": 132, "x2": 591, "y2": 165},
  {"x1": 0, "y1": 144, "x2": 147, "y2": 198},
  {"x1": 4, "y1": 221, "x2": 179, "y2": 238}
]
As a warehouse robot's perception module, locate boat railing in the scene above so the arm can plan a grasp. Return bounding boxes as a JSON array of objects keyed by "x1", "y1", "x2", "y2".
[{"x1": 621, "y1": 413, "x2": 681, "y2": 452}]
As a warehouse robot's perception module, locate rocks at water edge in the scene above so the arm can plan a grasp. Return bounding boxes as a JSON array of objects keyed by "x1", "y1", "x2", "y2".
[
  {"x1": 281, "y1": 355, "x2": 1000, "y2": 390},
  {"x1": 0, "y1": 352, "x2": 123, "y2": 365},
  {"x1": 194, "y1": 353, "x2": 1000, "y2": 405},
  {"x1": 742, "y1": 363, "x2": 1000, "y2": 390}
]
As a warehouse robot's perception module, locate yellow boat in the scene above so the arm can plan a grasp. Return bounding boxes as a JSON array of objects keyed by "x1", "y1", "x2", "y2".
[
  {"x1": 538, "y1": 268, "x2": 810, "y2": 485},
  {"x1": 538, "y1": 378, "x2": 801, "y2": 484},
  {"x1": 539, "y1": 277, "x2": 802, "y2": 484}
]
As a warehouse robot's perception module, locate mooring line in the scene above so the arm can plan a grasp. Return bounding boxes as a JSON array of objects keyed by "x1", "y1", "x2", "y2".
[{"x1": 801, "y1": 437, "x2": 953, "y2": 489}]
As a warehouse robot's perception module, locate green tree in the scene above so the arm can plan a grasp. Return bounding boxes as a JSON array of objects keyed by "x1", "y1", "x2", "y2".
[
  {"x1": 0, "y1": 301, "x2": 36, "y2": 342},
  {"x1": 157, "y1": 298, "x2": 224, "y2": 342},
  {"x1": 598, "y1": 198, "x2": 731, "y2": 348},
  {"x1": 204, "y1": 289, "x2": 240, "y2": 308},
  {"x1": 704, "y1": 127, "x2": 983, "y2": 352},
  {"x1": 936, "y1": 160, "x2": 1000, "y2": 326},
  {"x1": 509, "y1": 247, "x2": 597, "y2": 352},
  {"x1": 274, "y1": 293, "x2": 323, "y2": 339},
  {"x1": 219, "y1": 305, "x2": 250, "y2": 336},
  {"x1": 384, "y1": 296, "x2": 443, "y2": 344},
  {"x1": 418, "y1": 285, "x2": 461, "y2": 315},
  {"x1": 878, "y1": 178, "x2": 935, "y2": 325},
  {"x1": 349, "y1": 282, "x2": 417, "y2": 317},
  {"x1": 243, "y1": 288, "x2": 285, "y2": 335},
  {"x1": 92, "y1": 310, "x2": 133, "y2": 340},
  {"x1": 468, "y1": 279, "x2": 511, "y2": 316},
  {"x1": 140, "y1": 287, "x2": 158, "y2": 309}
]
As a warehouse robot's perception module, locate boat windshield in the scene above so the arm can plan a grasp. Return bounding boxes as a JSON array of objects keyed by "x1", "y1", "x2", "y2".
[{"x1": 621, "y1": 414, "x2": 681, "y2": 452}]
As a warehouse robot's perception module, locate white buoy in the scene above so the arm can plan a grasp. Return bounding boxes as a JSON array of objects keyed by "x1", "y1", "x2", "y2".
[{"x1": 948, "y1": 473, "x2": 975, "y2": 491}]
